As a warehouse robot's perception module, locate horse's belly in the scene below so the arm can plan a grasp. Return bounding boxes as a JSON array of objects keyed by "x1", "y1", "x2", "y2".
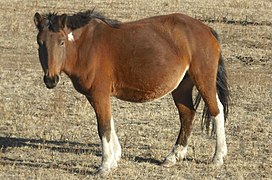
[
  {"x1": 116, "y1": 89, "x2": 169, "y2": 103},
  {"x1": 114, "y1": 87, "x2": 168, "y2": 102},
  {"x1": 113, "y1": 51, "x2": 189, "y2": 102},
  {"x1": 114, "y1": 71, "x2": 185, "y2": 102}
]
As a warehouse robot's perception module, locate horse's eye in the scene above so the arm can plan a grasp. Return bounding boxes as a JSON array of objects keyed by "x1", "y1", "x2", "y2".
[{"x1": 60, "y1": 41, "x2": 65, "y2": 46}]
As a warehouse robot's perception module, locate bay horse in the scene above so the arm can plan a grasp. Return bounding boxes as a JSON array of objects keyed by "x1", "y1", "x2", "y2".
[{"x1": 34, "y1": 10, "x2": 229, "y2": 174}]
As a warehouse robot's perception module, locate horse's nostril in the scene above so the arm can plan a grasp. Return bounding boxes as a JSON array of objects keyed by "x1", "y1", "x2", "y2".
[
  {"x1": 54, "y1": 75, "x2": 59, "y2": 84},
  {"x1": 43, "y1": 75, "x2": 59, "y2": 89},
  {"x1": 43, "y1": 75, "x2": 49, "y2": 84}
]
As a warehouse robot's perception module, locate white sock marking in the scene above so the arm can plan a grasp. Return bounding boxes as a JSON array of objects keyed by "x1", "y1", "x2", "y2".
[
  {"x1": 173, "y1": 144, "x2": 187, "y2": 161},
  {"x1": 212, "y1": 94, "x2": 227, "y2": 165},
  {"x1": 163, "y1": 144, "x2": 187, "y2": 167},
  {"x1": 100, "y1": 117, "x2": 121, "y2": 171},
  {"x1": 101, "y1": 136, "x2": 114, "y2": 170},
  {"x1": 110, "y1": 118, "x2": 122, "y2": 162}
]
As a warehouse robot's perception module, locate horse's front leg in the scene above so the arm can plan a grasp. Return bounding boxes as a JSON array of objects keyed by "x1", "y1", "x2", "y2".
[{"x1": 86, "y1": 95, "x2": 121, "y2": 174}]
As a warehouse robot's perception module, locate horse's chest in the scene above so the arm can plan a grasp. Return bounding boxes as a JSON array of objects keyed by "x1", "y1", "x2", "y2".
[{"x1": 71, "y1": 78, "x2": 90, "y2": 95}]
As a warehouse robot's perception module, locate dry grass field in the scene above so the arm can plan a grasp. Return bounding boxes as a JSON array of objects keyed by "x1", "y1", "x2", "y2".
[{"x1": 0, "y1": 0, "x2": 271, "y2": 179}]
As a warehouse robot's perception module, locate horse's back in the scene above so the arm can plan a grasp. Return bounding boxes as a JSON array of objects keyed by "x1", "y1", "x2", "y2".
[{"x1": 115, "y1": 13, "x2": 217, "y2": 61}]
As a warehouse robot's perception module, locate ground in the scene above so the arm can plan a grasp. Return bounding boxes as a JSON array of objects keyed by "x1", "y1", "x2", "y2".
[{"x1": 0, "y1": 0, "x2": 271, "y2": 179}]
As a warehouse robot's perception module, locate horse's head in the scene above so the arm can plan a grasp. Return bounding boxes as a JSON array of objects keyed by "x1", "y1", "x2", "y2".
[{"x1": 34, "y1": 12, "x2": 71, "y2": 89}]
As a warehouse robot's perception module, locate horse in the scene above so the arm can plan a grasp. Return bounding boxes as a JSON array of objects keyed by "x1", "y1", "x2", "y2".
[{"x1": 34, "y1": 10, "x2": 229, "y2": 174}]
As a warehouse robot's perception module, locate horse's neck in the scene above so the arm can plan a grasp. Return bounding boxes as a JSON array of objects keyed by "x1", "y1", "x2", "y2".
[
  {"x1": 62, "y1": 24, "x2": 94, "y2": 76},
  {"x1": 63, "y1": 20, "x2": 114, "y2": 80}
]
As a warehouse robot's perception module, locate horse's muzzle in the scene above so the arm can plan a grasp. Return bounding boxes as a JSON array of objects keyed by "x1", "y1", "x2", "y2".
[{"x1": 43, "y1": 75, "x2": 59, "y2": 89}]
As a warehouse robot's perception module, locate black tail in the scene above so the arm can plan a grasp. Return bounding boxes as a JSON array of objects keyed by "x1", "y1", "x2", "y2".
[{"x1": 194, "y1": 28, "x2": 230, "y2": 134}]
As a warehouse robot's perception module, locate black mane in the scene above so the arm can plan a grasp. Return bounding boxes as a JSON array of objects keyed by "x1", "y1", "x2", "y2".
[
  {"x1": 67, "y1": 10, "x2": 121, "y2": 30},
  {"x1": 44, "y1": 12, "x2": 60, "y2": 32},
  {"x1": 44, "y1": 10, "x2": 120, "y2": 32}
]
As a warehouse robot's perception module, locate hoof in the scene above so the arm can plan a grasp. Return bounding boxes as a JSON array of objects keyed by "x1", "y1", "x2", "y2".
[
  {"x1": 95, "y1": 166, "x2": 111, "y2": 177},
  {"x1": 212, "y1": 156, "x2": 224, "y2": 166},
  {"x1": 95, "y1": 161, "x2": 117, "y2": 176},
  {"x1": 161, "y1": 156, "x2": 176, "y2": 168}
]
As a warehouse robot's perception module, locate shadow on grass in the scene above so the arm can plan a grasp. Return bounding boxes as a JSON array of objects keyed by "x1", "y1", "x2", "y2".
[
  {"x1": 0, "y1": 156, "x2": 97, "y2": 176},
  {"x1": 134, "y1": 156, "x2": 162, "y2": 166},
  {"x1": 0, "y1": 136, "x2": 100, "y2": 155},
  {"x1": 133, "y1": 156, "x2": 209, "y2": 166},
  {"x1": 0, "y1": 136, "x2": 101, "y2": 175},
  {"x1": 0, "y1": 136, "x2": 210, "y2": 176}
]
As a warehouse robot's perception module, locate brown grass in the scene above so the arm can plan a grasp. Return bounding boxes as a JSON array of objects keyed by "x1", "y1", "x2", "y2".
[{"x1": 0, "y1": 0, "x2": 271, "y2": 179}]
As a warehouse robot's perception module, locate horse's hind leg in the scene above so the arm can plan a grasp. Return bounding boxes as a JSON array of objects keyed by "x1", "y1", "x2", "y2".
[
  {"x1": 190, "y1": 66, "x2": 227, "y2": 166},
  {"x1": 211, "y1": 94, "x2": 227, "y2": 165},
  {"x1": 162, "y1": 76, "x2": 196, "y2": 167}
]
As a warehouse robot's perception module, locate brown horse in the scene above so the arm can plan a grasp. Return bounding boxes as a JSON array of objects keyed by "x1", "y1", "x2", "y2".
[{"x1": 34, "y1": 10, "x2": 229, "y2": 174}]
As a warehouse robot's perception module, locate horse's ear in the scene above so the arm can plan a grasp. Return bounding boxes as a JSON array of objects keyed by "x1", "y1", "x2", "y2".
[
  {"x1": 34, "y1": 12, "x2": 42, "y2": 29},
  {"x1": 59, "y1": 14, "x2": 67, "y2": 29}
]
